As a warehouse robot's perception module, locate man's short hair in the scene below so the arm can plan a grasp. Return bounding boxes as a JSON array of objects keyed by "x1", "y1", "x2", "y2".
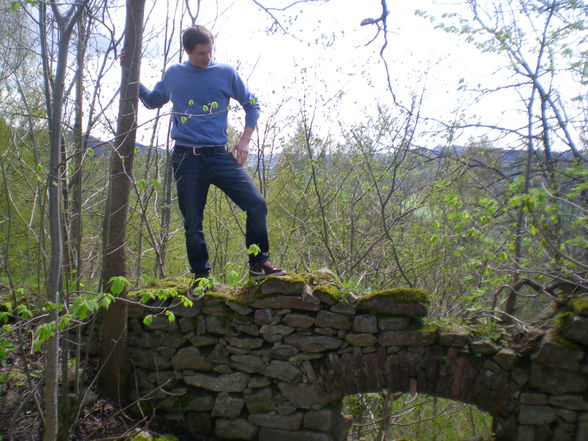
[{"x1": 182, "y1": 25, "x2": 214, "y2": 52}]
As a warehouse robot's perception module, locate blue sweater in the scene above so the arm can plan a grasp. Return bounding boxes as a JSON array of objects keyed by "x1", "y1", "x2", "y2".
[{"x1": 139, "y1": 60, "x2": 261, "y2": 146}]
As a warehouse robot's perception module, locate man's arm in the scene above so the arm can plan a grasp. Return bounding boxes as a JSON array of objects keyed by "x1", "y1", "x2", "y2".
[{"x1": 232, "y1": 126, "x2": 254, "y2": 166}]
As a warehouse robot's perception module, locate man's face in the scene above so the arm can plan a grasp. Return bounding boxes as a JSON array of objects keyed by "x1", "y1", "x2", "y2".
[{"x1": 188, "y1": 43, "x2": 213, "y2": 68}]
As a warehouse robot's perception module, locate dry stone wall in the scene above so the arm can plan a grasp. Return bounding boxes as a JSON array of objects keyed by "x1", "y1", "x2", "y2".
[{"x1": 126, "y1": 275, "x2": 588, "y2": 441}]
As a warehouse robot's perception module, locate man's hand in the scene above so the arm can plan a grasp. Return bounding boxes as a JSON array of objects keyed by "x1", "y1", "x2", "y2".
[
  {"x1": 231, "y1": 138, "x2": 250, "y2": 166},
  {"x1": 231, "y1": 127, "x2": 254, "y2": 166}
]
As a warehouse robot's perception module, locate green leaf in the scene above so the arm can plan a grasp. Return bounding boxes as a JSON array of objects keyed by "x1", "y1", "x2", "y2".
[
  {"x1": 99, "y1": 294, "x2": 115, "y2": 310},
  {"x1": 181, "y1": 116, "x2": 188, "y2": 123},
  {"x1": 109, "y1": 276, "x2": 130, "y2": 295},
  {"x1": 226, "y1": 270, "x2": 239, "y2": 286},
  {"x1": 165, "y1": 310, "x2": 175, "y2": 323},
  {"x1": 157, "y1": 289, "x2": 169, "y2": 300},
  {"x1": 211, "y1": 101, "x2": 219, "y2": 110},
  {"x1": 140, "y1": 292, "x2": 155, "y2": 304},
  {"x1": 143, "y1": 315, "x2": 153, "y2": 326},
  {"x1": 247, "y1": 244, "x2": 261, "y2": 256},
  {"x1": 86, "y1": 148, "x2": 95, "y2": 157},
  {"x1": 16, "y1": 304, "x2": 32, "y2": 320},
  {"x1": 188, "y1": 99, "x2": 194, "y2": 106},
  {"x1": 202, "y1": 105, "x2": 209, "y2": 112},
  {"x1": 138, "y1": 179, "x2": 147, "y2": 190},
  {"x1": 179, "y1": 295, "x2": 193, "y2": 308}
]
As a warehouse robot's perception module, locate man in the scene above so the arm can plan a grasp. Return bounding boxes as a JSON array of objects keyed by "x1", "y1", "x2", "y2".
[{"x1": 139, "y1": 25, "x2": 285, "y2": 282}]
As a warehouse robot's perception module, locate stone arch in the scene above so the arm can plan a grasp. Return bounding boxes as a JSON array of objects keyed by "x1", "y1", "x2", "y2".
[{"x1": 125, "y1": 275, "x2": 588, "y2": 441}]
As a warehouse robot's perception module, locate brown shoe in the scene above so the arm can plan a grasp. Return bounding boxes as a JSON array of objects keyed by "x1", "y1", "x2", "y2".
[{"x1": 249, "y1": 261, "x2": 286, "y2": 280}]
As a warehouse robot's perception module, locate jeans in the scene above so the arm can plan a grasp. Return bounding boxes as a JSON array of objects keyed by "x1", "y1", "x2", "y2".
[{"x1": 171, "y1": 146, "x2": 269, "y2": 275}]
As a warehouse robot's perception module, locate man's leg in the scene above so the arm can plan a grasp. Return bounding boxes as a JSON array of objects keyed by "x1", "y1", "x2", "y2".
[
  {"x1": 210, "y1": 151, "x2": 268, "y2": 261},
  {"x1": 211, "y1": 150, "x2": 284, "y2": 277},
  {"x1": 172, "y1": 151, "x2": 211, "y2": 276}
]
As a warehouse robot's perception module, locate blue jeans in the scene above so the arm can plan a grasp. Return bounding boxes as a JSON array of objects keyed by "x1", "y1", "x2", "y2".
[{"x1": 171, "y1": 146, "x2": 269, "y2": 275}]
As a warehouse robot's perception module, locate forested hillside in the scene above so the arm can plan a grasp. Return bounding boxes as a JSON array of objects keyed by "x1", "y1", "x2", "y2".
[{"x1": 0, "y1": 0, "x2": 586, "y2": 440}]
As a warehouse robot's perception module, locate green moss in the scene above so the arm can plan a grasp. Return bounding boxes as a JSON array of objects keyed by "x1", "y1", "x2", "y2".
[
  {"x1": 263, "y1": 272, "x2": 305, "y2": 284},
  {"x1": 571, "y1": 298, "x2": 588, "y2": 314},
  {"x1": 312, "y1": 284, "x2": 344, "y2": 301},
  {"x1": 357, "y1": 288, "x2": 430, "y2": 306},
  {"x1": 128, "y1": 277, "x2": 191, "y2": 299}
]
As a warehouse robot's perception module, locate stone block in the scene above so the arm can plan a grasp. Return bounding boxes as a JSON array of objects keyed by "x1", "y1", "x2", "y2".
[
  {"x1": 205, "y1": 315, "x2": 236, "y2": 335},
  {"x1": 249, "y1": 413, "x2": 303, "y2": 430},
  {"x1": 519, "y1": 405, "x2": 557, "y2": 425},
  {"x1": 245, "y1": 387, "x2": 274, "y2": 413},
  {"x1": 128, "y1": 347, "x2": 172, "y2": 370},
  {"x1": 532, "y1": 338, "x2": 584, "y2": 372},
  {"x1": 231, "y1": 354, "x2": 266, "y2": 374},
  {"x1": 379, "y1": 317, "x2": 411, "y2": 332},
  {"x1": 530, "y1": 364, "x2": 587, "y2": 394},
  {"x1": 576, "y1": 412, "x2": 588, "y2": 441},
  {"x1": 282, "y1": 313, "x2": 315, "y2": 329},
  {"x1": 330, "y1": 303, "x2": 356, "y2": 315},
  {"x1": 215, "y1": 418, "x2": 258, "y2": 440},
  {"x1": 260, "y1": 324, "x2": 296, "y2": 336},
  {"x1": 549, "y1": 394, "x2": 588, "y2": 411},
  {"x1": 470, "y1": 340, "x2": 499, "y2": 355},
  {"x1": 255, "y1": 309, "x2": 273, "y2": 325},
  {"x1": 264, "y1": 360, "x2": 301, "y2": 382},
  {"x1": 258, "y1": 428, "x2": 331, "y2": 441},
  {"x1": 248, "y1": 375, "x2": 272, "y2": 389},
  {"x1": 278, "y1": 383, "x2": 336, "y2": 410},
  {"x1": 378, "y1": 330, "x2": 437, "y2": 347},
  {"x1": 345, "y1": 333, "x2": 377, "y2": 347},
  {"x1": 353, "y1": 315, "x2": 377, "y2": 333},
  {"x1": 261, "y1": 276, "x2": 305, "y2": 295},
  {"x1": 560, "y1": 315, "x2": 588, "y2": 345},
  {"x1": 270, "y1": 344, "x2": 299, "y2": 360},
  {"x1": 226, "y1": 301, "x2": 253, "y2": 316},
  {"x1": 553, "y1": 422, "x2": 574, "y2": 441},
  {"x1": 253, "y1": 295, "x2": 321, "y2": 311},
  {"x1": 520, "y1": 393, "x2": 548, "y2": 405},
  {"x1": 284, "y1": 334, "x2": 343, "y2": 353},
  {"x1": 178, "y1": 317, "x2": 195, "y2": 333},
  {"x1": 316, "y1": 311, "x2": 352, "y2": 330},
  {"x1": 182, "y1": 392, "x2": 214, "y2": 411},
  {"x1": 517, "y1": 425, "x2": 535, "y2": 441},
  {"x1": 356, "y1": 296, "x2": 427, "y2": 317},
  {"x1": 171, "y1": 346, "x2": 213, "y2": 371},
  {"x1": 315, "y1": 327, "x2": 337, "y2": 336},
  {"x1": 184, "y1": 372, "x2": 249, "y2": 392},
  {"x1": 494, "y1": 348, "x2": 519, "y2": 370},
  {"x1": 212, "y1": 392, "x2": 245, "y2": 418},
  {"x1": 225, "y1": 336, "x2": 265, "y2": 349},
  {"x1": 303, "y1": 409, "x2": 333, "y2": 431},
  {"x1": 184, "y1": 411, "x2": 213, "y2": 435},
  {"x1": 203, "y1": 303, "x2": 230, "y2": 316},
  {"x1": 234, "y1": 322, "x2": 260, "y2": 336},
  {"x1": 208, "y1": 343, "x2": 230, "y2": 364},
  {"x1": 189, "y1": 335, "x2": 218, "y2": 346}
]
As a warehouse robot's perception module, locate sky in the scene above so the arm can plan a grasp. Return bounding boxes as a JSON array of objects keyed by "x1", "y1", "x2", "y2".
[{"x1": 125, "y1": 0, "x2": 582, "y2": 151}]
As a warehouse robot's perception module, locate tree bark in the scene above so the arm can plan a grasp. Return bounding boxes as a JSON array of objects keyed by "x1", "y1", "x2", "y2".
[
  {"x1": 42, "y1": 2, "x2": 88, "y2": 440},
  {"x1": 99, "y1": 0, "x2": 146, "y2": 403}
]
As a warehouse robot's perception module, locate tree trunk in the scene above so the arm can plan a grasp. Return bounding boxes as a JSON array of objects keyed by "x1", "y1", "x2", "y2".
[
  {"x1": 99, "y1": 0, "x2": 146, "y2": 403},
  {"x1": 42, "y1": 2, "x2": 87, "y2": 440}
]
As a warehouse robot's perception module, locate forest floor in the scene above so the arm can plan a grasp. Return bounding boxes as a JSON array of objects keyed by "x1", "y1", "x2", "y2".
[{"x1": 0, "y1": 333, "x2": 209, "y2": 441}]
